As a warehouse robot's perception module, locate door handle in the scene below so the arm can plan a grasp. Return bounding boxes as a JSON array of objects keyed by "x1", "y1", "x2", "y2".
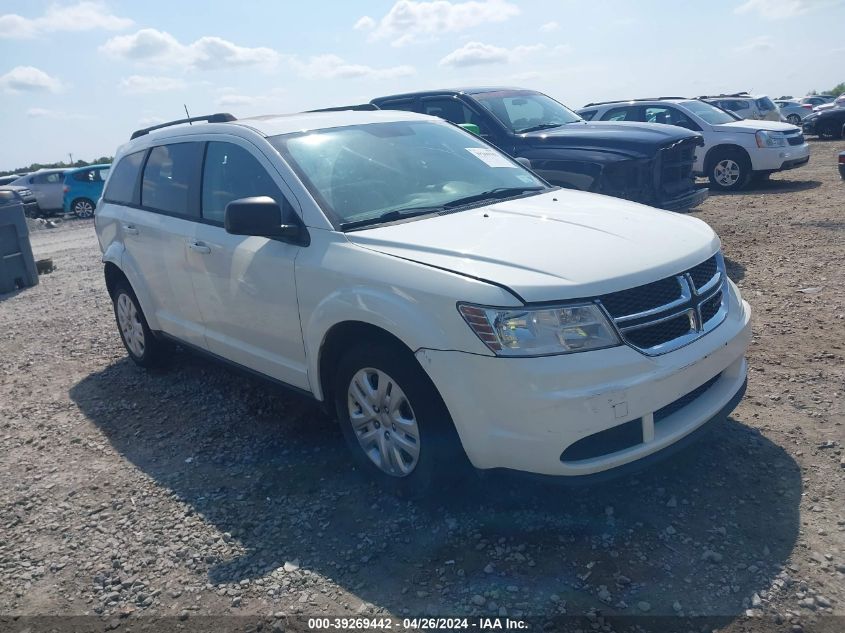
[
  {"x1": 123, "y1": 224, "x2": 139, "y2": 235},
  {"x1": 188, "y1": 240, "x2": 211, "y2": 254}
]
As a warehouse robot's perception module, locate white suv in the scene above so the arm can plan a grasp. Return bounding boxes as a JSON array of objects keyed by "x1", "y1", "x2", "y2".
[
  {"x1": 578, "y1": 99, "x2": 810, "y2": 190},
  {"x1": 95, "y1": 110, "x2": 751, "y2": 495}
]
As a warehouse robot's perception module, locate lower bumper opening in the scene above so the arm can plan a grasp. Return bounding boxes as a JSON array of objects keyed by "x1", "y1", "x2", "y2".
[{"x1": 560, "y1": 372, "x2": 723, "y2": 463}]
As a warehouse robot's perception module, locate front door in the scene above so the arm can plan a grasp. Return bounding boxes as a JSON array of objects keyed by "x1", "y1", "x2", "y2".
[{"x1": 187, "y1": 139, "x2": 308, "y2": 389}]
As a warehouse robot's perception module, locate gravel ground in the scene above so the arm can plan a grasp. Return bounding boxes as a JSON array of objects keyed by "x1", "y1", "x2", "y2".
[{"x1": 1, "y1": 139, "x2": 843, "y2": 633}]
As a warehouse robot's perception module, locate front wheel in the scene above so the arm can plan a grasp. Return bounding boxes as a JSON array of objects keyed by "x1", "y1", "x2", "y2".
[
  {"x1": 334, "y1": 342, "x2": 466, "y2": 497},
  {"x1": 708, "y1": 151, "x2": 751, "y2": 191},
  {"x1": 786, "y1": 114, "x2": 801, "y2": 125},
  {"x1": 72, "y1": 198, "x2": 95, "y2": 218}
]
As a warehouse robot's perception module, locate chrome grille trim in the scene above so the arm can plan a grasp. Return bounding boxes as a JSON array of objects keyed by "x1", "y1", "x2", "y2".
[{"x1": 599, "y1": 253, "x2": 728, "y2": 356}]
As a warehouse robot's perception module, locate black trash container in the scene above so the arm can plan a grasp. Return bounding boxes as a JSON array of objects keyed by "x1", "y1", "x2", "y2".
[{"x1": 0, "y1": 200, "x2": 39, "y2": 294}]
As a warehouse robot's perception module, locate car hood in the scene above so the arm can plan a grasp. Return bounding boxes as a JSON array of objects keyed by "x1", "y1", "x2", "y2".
[
  {"x1": 520, "y1": 121, "x2": 702, "y2": 156},
  {"x1": 345, "y1": 190, "x2": 719, "y2": 303},
  {"x1": 714, "y1": 120, "x2": 800, "y2": 133}
]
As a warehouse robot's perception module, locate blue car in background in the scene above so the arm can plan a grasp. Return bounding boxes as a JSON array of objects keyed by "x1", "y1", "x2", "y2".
[{"x1": 63, "y1": 164, "x2": 110, "y2": 218}]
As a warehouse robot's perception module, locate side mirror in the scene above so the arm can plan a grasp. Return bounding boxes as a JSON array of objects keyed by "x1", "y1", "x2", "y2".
[
  {"x1": 224, "y1": 196, "x2": 308, "y2": 245},
  {"x1": 459, "y1": 123, "x2": 481, "y2": 136},
  {"x1": 515, "y1": 157, "x2": 532, "y2": 169}
]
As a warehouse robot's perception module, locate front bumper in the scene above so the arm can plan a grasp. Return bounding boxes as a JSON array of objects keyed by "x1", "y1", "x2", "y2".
[
  {"x1": 416, "y1": 285, "x2": 751, "y2": 477},
  {"x1": 657, "y1": 186, "x2": 708, "y2": 212},
  {"x1": 750, "y1": 143, "x2": 810, "y2": 172}
]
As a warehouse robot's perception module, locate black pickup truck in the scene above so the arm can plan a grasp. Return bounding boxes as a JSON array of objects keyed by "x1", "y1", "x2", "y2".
[{"x1": 370, "y1": 87, "x2": 707, "y2": 211}]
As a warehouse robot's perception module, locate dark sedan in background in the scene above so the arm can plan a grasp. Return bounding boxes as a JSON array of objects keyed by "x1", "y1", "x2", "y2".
[{"x1": 803, "y1": 107, "x2": 845, "y2": 139}]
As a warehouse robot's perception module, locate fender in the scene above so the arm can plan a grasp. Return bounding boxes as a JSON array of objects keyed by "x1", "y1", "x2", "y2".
[
  {"x1": 103, "y1": 240, "x2": 161, "y2": 332},
  {"x1": 304, "y1": 286, "x2": 466, "y2": 401}
]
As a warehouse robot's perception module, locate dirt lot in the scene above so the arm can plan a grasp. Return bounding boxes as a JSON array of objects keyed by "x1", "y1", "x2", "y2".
[{"x1": 1, "y1": 140, "x2": 843, "y2": 633}]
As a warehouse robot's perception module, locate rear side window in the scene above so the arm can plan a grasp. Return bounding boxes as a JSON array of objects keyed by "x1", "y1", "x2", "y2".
[
  {"x1": 579, "y1": 110, "x2": 597, "y2": 121},
  {"x1": 602, "y1": 107, "x2": 634, "y2": 121},
  {"x1": 72, "y1": 170, "x2": 92, "y2": 182},
  {"x1": 104, "y1": 151, "x2": 145, "y2": 204},
  {"x1": 142, "y1": 143, "x2": 202, "y2": 216},
  {"x1": 33, "y1": 172, "x2": 63, "y2": 184},
  {"x1": 755, "y1": 97, "x2": 775, "y2": 111},
  {"x1": 201, "y1": 142, "x2": 289, "y2": 224}
]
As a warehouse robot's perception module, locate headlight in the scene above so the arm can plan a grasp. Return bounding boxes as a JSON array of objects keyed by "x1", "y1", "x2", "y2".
[
  {"x1": 458, "y1": 302, "x2": 620, "y2": 356},
  {"x1": 756, "y1": 130, "x2": 786, "y2": 148}
]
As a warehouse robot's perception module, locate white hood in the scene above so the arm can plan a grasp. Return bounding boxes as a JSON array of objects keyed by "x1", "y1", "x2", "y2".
[
  {"x1": 345, "y1": 190, "x2": 720, "y2": 303},
  {"x1": 715, "y1": 119, "x2": 800, "y2": 133}
]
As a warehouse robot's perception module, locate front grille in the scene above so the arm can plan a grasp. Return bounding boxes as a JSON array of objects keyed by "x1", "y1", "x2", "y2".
[
  {"x1": 658, "y1": 138, "x2": 698, "y2": 197},
  {"x1": 654, "y1": 373, "x2": 721, "y2": 423},
  {"x1": 601, "y1": 276, "x2": 682, "y2": 318},
  {"x1": 598, "y1": 253, "x2": 728, "y2": 355},
  {"x1": 787, "y1": 133, "x2": 804, "y2": 146}
]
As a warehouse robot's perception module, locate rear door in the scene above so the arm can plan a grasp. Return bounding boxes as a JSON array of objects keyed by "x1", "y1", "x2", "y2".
[
  {"x1": 188, "y1": 138, "x2": 308, "y2": 389},
  {"x1": 122, "y1": 142, "x2": 206, "y2": 347},
  {"x1": 31, "y1": 171, "x2": 65, "y2": 210}
]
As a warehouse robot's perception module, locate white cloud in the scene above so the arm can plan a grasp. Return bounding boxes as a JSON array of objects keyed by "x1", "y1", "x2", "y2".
[
  {"x1": 0, "y1": 1, "x2": 132, "y2": 39},
  {"x1": 734, "y1": 35, "x2": 774, "y2": 53},
  {"x1": 354, "y1": 16, "x2": 376, "y2": 30},
  {"x1": 734, "y1": 0, "x2": 840, "y2": 18},
  {"x1": 119, "y1": 75, "x2": 186, "y2": 94},
  {"x1": 362, "y1": 0, "x2": 520, "y2": 46},
  {"x1": 0, "y1": 66, "x2": 62, "y2": 93},
  {"x1": 539, "y1": 21, "x2": 559, "y2": 32},
  {"x1": 27, "y1": 108, "x2": 91, "y2": 120},
  {"x1": 100, "y1": 28, "x2": 279, "y2": 70},
  {"x1": 439, "y1": 41, "x2": 565, "y2": 67},
  {"x1": 292, "y1": 54, "x2": 415, "y2": 80}
]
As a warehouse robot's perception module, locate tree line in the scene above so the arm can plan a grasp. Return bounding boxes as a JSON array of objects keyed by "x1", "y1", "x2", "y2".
[{"x1": 0, "y1": 157, "x2": 113, "y2": 178}]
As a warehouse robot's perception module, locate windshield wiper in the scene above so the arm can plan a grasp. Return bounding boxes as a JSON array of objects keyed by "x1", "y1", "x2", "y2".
[
  {"x1": 339, "y1": 207, "x2": 441, "y2": 231},
  {"x1": 516, "y1": 122, "x2": 565, "y2": 133},
  {"x1": 441, "y1": 186, "x2": 546, "y2": 210}
]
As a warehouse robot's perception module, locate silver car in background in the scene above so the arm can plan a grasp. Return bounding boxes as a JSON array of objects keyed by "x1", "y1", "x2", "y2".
[
  {"x1": 10, "y1": 168, "x2": 67, "y2": 213},
  {"x1": 775, "y1": 100, "x2": 812, "y2": 125},
  {"x1": 700, "y1": 93, "x2": 782, "y2": 122}
]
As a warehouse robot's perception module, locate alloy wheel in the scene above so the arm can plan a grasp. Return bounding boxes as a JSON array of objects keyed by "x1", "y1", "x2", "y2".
[
  {"x1": 74, "y1": 200, "x2": 94, "y2": 218},
  {"x1": 714, "y1": 159, "x2": 741, "y2": 187},
  {"x1": 116, "y1": 293, "x2": 145, "y2": 357},
  {"x1": 787, "y1": 114, "x2": 801, "y2": 125},
  {"x1": 347, "y1": 367, "x2": 421, "y2": 477}
]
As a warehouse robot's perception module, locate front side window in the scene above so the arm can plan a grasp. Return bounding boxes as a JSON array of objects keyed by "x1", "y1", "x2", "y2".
[
  {"x1": 270, "y1": 120, "x2": 547, "y2": 228},
  {"x1": 34, "y1": 172, "x2": 63, "y2": 184},
  {"x1": 141, "y1": 143, "x2": 202, "y2": 216},
  {"x1": 644, "y1": 106, "x2": 700, "y2": 130},
  {"x1": 201, "y1": 142, "x2": 288, "y2": 223},
  {"x1": 472, "y1": 90, "x2": 582, "y2": 133},
  {"x1": 104, "y1": 151, "x2": 145, "y2": 204},
  {"x1": 421, "y1": 98, "x2": 492, "y2": 135}
]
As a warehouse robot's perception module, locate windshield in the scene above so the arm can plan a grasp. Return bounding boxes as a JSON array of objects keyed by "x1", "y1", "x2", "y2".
[
  {"x1": 472, "y1": 90, "x2": 582, "y2": 133},
  {"x1": 680, "y1": 100, "x2": 741, "y2": 124},
  {"x1": 270, "y1": 121, "x2": 547, "y2": 228}
]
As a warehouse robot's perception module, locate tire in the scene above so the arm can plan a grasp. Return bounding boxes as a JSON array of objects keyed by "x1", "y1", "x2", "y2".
[
  {"x1": 786, "y1": 114, "x2": 801, "y2": 125},
  {"x1": 112, "y1": 281, "x2": 166, "y2": 368},
  {"x1": 72, "y1": 198, "x2": 95, "y2": 218},
  {"x1": 707, "y1": 149, "x2": 751, "y2": 191},
  {"x1": 333, "y1": 341, "x2": 467, "y2": 497}
]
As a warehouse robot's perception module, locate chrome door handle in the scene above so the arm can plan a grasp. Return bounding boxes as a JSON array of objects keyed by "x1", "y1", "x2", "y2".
[
  {"x1": 188, "y1": 240, "x2": 211, "y2": 254},
  {"x1": 123, "y1": 224, "x2": 139, "y2": 235}
]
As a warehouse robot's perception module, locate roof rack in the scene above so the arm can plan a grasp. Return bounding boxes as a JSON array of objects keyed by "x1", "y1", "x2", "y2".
[
  {"x1": 130, "y1": 113, "x2": 237, "y2": 140},
  {"x1": 583, "y1": 97, "x2": 688, "y2": 107},
  {"x1": 307, "y1": 103, "x2": 380, "y2": 112}
]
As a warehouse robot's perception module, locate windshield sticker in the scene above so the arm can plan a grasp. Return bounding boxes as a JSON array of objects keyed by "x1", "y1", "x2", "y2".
[
  {"x1": 465, "y1": 147, "x2": 517, "y2": 168},
  {"x1": 516, "y1": 174, "x2": 536, "y2": 183}
]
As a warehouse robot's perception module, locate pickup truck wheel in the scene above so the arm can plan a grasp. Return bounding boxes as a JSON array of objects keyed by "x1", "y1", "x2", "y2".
[
  {"x1": 72, "y1": 198, "x2": 95, "y2": 218},
  {"x1": 112, "y1": 281, "x2": 166, "y2": 368},
  {"x1": 708, "y1": 150, "x2": 750, "y2": 191},
  {"x1": 334, "y1": 342, "x2": 466, "y2": 497}
]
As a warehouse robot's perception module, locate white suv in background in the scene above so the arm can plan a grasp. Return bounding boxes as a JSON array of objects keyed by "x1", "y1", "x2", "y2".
[
  {"x1": 578, "y1": 98, "x2": 810, "y2": 190},
  {"x1": 698, "y1": 93, "x2": 782, "y2": 122},
  {"x1": 95, "y1": 110, "x2": 751, "y2": 496}
]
